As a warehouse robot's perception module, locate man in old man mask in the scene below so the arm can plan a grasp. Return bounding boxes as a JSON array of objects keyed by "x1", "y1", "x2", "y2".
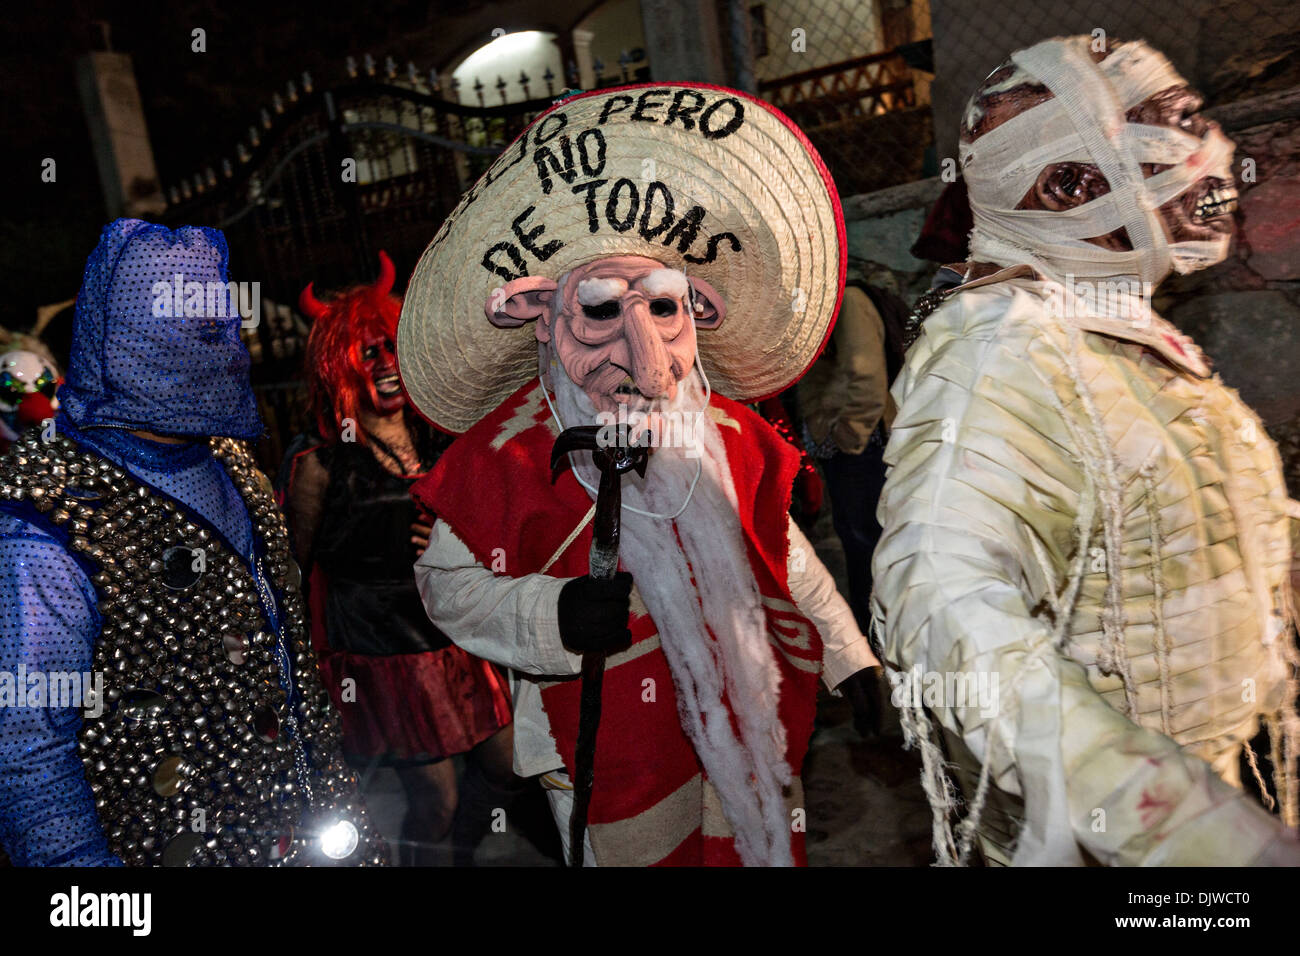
[{"x1": 400, "y1": 83, "x2": 878, "y2": 866}]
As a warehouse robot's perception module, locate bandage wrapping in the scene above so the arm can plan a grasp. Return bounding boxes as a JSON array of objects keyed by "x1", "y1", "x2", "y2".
[{"x1": 960, "y1": 37, "x2": 1234, "y2": 289}]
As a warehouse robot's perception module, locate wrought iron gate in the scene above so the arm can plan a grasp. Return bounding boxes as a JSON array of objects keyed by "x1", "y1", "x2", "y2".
[{"x1": 161, "y1": 70, "x2": 557, "y2": 465}]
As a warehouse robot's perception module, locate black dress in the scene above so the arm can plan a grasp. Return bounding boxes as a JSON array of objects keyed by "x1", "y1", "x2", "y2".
[{"x1": 286, "y1": 433, "x2": 511, "y2": 764}]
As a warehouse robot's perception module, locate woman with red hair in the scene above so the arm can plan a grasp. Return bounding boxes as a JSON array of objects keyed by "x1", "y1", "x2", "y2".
[{"x1": 284, "y1": 252, "x2": 517, "y2": 866}]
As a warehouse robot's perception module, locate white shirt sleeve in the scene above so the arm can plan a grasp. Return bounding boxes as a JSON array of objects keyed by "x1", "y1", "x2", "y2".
[
  {"x1": 784, "y1": 515, "x2": 880, "y2": 689},
  {"x1": 413, "y1": 518, "x2": 584, "y2": 677}
]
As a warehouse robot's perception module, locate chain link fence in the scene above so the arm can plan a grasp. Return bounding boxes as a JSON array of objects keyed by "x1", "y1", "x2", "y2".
[
  {"x1": 747, "y1": 0, "x2": 1297, "y2": 201},
  {"x1": 752, "y1": 0, "x2": 935, "y2": 195}
]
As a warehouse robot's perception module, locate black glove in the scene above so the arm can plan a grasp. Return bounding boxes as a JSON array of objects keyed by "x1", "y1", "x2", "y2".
[
  {"x1": 557, "y1": 571, "x2": 633, "y2": 654},
  {"x1": 839, "y1": 666, "x2": 883, "y2": 739}
]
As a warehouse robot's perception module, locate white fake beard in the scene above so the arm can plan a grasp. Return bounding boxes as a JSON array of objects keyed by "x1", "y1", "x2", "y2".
[{"x1": 550, "y1": 360, "x2": 795, "y2": 866}]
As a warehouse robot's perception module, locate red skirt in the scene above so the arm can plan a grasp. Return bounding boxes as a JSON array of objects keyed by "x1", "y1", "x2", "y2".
[
  {"x1": 317, "y1": 646, "x2": 512, "y2": 763},
  {"x1": 303, "y1": 563, "x2": 511, "y2": 763}
]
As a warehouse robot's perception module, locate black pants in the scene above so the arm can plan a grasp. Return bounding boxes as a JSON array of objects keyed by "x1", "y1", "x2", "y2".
[
  {"x1": 821, "y1": 431, "x2": 889, "y2": 735},
  {"x1": 821, "y1": 431, "x2": 888, "y2": 634}
]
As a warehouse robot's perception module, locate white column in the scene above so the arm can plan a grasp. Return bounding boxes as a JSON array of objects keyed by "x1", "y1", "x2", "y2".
[
  {"x1": 75, "y1": 52, "x2": 166, "y2": 219},
  {"x1": 638, "y1": 0, "x2": 729, "y2": 85},
  {"x1": 572, "y1": 27, "x2": 597, "y2": 90}
]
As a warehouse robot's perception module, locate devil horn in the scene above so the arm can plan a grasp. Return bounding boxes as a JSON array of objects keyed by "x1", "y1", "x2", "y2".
[
  {"x1": 375, "y1": 250, "x2": 395, "y2": 297},
  {"x1": 299, "y1": 282, "x2": 329, "y2": 320}
]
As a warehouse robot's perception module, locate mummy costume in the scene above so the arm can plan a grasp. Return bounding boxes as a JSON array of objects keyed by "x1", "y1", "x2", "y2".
[
  {"x1": 871, "y1": 37, "x2": 1300, "y2": 866},
  {"x1": 398, "y1": 84, "x2": 878, "y2": 866}
]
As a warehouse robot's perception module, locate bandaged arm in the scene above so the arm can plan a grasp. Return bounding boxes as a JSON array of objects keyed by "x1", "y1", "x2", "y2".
[{"x1": 870, "y1": 330, "x2": 1289, "y2": 866}]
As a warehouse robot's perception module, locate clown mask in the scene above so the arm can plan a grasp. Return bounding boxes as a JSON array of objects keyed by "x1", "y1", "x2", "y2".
[{"x1": 0, "y1": 350, "x2": 58, "y2": 413}]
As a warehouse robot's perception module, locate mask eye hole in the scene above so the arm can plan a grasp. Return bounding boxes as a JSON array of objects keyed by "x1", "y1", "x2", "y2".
[
  {"x1": 649, "y1": 298, "x2": 678, "y2": 318},
  {"x1": 581, "y1": 300, "x2": 621, "y2": 320}
]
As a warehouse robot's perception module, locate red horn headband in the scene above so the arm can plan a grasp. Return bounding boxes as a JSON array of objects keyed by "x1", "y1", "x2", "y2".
[
  {"x1": 298, "y1": 282, "x2": 328, "y2": 320},
  {"x1": 298, "y1": 250, "x2": 396, "y2": 319},
  {"x1": 375, "y1": 250, "x2": 395, "y2": 297}
]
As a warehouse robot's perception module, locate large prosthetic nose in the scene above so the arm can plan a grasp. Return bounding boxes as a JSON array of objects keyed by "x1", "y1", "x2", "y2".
[{"x1": 622, "y1": 295, "x2": 677, "y2": 400}]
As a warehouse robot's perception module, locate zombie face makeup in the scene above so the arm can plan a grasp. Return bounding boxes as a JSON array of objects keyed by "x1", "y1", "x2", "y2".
[
  {"x1": 1129, "y1": 86, "x2": 1238, "y2": 242},
  {"x1": 1006, "y1": 85, "x2": 1237, "y2": 252},
  {"x1": 960, "y1": 38, "x2": 1238, "y2": 285},
  {"x1": 359, "y1": 333, "x2": 404, "y2": 415}
]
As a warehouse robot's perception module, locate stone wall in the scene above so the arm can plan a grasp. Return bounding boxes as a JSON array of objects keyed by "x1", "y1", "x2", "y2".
[{"x1": 841, "y1": 176, "x2": 944, "y2": 301}]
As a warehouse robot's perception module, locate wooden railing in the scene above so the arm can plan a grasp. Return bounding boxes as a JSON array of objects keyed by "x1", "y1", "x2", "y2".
[
  {"x1": 758, "y1": 49, "x2": 916, "y2": 127},
  {"x1": 757, "y1": 47, "x2": 930, "y2": 196}
]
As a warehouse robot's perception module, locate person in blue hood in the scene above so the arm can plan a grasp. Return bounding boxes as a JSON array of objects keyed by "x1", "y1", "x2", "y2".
[{"x1": 0, "y1": 220, "x2": 386, "y2": 866}]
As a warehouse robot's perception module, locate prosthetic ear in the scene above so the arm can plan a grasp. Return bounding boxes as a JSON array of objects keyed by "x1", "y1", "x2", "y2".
[
  {"x1": 687, "y1": 277, "x2": 726, "y2": 330},
  {"x1": 485, "y1": 276, "x2": 558, "y2": 330}
]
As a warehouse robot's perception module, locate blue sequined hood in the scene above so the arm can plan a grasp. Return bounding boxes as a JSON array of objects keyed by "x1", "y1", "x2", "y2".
[{"x1": 58, "y1": 219, "x2": 263, "y2": 440}]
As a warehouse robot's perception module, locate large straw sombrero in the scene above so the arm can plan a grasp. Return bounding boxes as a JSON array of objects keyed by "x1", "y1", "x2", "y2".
[{"x1": 398, "y1": 83, "x2": 845, "y2": 434}]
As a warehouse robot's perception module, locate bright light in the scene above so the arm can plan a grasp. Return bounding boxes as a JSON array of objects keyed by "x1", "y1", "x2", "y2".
[
  {"x1": 457, "y1": 31, "x2": 556, "y2": 76},
  {"x1": 453, "y1": 30, "x2": 562, "y2": 103},
  {"x1": 319, "y1": 819, "x2": 359, "y2": 860}
]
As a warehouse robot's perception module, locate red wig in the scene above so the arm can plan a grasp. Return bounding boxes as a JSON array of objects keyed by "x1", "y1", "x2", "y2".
[{"x1": 300, "y1": 251, "x2": 400, "y2": 444}]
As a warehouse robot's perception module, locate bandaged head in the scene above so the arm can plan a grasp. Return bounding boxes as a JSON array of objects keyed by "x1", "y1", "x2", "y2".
[{"x1": 960, "y1": 37, "x2": 1237, "y2": 287}]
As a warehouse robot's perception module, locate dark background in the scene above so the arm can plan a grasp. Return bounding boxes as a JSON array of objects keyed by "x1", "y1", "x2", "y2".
[{"x1": 0, "y1": 0, "x2": 520, "y2": 328}]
